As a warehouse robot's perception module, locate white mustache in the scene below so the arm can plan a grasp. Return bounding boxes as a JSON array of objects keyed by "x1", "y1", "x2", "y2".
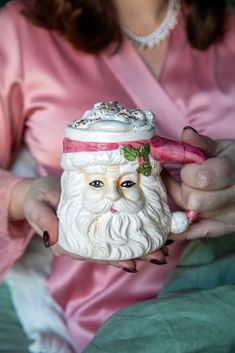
[
  {"x1": 113, "y1": 198, "x2": 144, "y2": 214},
  {"x1": 82, "y1": 198, "x2": 113, "y2": 214},
  {"x1": 83, "y1": 197, "x2": 144, "y2": 215}
]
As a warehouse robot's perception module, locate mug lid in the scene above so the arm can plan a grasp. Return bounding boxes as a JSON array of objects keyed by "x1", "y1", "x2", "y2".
[{"x1": 65, "y1": 102, "x2": 156, "y2": 143}]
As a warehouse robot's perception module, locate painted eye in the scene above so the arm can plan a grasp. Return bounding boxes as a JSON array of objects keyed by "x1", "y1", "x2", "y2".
[
  {"x1": 120, "y1": 180, "x2": 136, "y2": 188},
  {"x1": 89, "y1": 180, "x2": 104, "y2": 188}
]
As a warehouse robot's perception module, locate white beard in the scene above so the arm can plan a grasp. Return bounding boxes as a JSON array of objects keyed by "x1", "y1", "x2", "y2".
[{"x1": 57, "y1": 172, "x2": 171, "y2": 260}]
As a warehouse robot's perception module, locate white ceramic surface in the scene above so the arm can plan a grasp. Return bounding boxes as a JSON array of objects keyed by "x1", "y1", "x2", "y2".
[{"x1": 57, "y1": 102, "x2": 189, "y2": 260}]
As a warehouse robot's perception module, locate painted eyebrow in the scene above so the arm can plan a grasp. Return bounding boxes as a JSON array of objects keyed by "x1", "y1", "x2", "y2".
[
  {"x1": 81, "y1": 167, "x2": 107, "y2": 174},
  {"x1": 119, "y1": 165, "x2": 137, "y2": 174}
]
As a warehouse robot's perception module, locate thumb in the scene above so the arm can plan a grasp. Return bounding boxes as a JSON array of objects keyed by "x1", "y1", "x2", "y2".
[{"x1": 181, "y1": 127, "x2": 234, "y2": 190}]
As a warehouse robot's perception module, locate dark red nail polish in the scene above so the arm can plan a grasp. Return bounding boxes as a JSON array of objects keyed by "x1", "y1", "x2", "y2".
[
  {"x1": 165, "y1": 239, "x2": 174, "y2": 246},
  {"x1": 43, "y1": 230, "x2": 50, "y2": 248},
  {"x1": 122, "y1": 267, "x2": 138, "y2": 273},
  {"x1": 183, "y1": 126, "x2": 198, "y2": 133},
  {"x1": 150, "y1": 259, "x2": 167, "y2": 265}
]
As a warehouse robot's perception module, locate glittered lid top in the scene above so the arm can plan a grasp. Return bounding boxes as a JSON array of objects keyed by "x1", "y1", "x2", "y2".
[{"x1": 65, "y1": 102, "x2": 156, "y2": 143}]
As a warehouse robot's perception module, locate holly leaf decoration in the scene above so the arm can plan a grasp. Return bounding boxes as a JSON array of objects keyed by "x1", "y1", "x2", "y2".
[
  {"x1": 140, "y1": 144, "x2": 150, "y2": 160},
  {"x1": 137, "y1": 163, "x2": 152, "y2": 177},
  {"x1": 121, "y1": 146, "x2": 139, "y2": 161},
  {"x1": 121, "y1": 144, "x2": 152, "y2": 176}
]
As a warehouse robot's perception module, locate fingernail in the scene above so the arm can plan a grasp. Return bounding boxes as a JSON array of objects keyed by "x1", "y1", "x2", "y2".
[
  {"x1": 43, "y1": 230, "x2": 50, "y2": 248},
  {"x1": 122, "y1": 267, "x2": 138, "y2": 273},
  {"x1": 183, "y1": 126, "x2": 198, "y2": 133},
  {"x1": 165, "y1": 239, "x2": 175, "y2": 246},
  {"x1": 150, "y1": 259, "x2": 168, "y2": 265}
]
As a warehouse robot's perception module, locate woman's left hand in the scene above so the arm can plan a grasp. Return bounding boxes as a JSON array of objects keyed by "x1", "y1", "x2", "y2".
[{"x1": 163, "y1": 127, "x2": 235, "y2": 240}]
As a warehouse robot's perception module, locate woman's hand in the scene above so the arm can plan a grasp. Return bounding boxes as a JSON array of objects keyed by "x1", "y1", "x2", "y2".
[
  {"x1": 9, "y1": 175, "x2": 61, "y2": 240},
  {"x1": 9, "y1": 176, "x2": 168, "y2": 271},
  {"x1": 164, "y1": 127, "x2": 235, "y2": 240},
  {"x1": 52, "y1": 241, "x2": 169, "y2": 273}
]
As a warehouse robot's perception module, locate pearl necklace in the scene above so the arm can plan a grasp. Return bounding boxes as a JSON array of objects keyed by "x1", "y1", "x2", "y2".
[{"x1": 121, "y1": 0, "x2": 181, "y2": 49}]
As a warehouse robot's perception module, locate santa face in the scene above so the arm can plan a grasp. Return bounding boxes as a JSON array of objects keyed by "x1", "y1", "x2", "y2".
[
  {"x1": 57, "y1": 161, "x2": 171, "y2": 260},
  {"x1": 82, "y1": 165, "x2": 144, "y2": 215}
]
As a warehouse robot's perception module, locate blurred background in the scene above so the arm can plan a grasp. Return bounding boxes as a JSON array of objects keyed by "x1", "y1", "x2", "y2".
[{"x1": 0, "y1": 0, "x2": 235, "y2": 9}]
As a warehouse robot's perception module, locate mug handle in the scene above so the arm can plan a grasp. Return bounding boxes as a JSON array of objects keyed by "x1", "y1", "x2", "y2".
[{"x1": 150, "y1": 136, "x2": 208, "y2": 226}]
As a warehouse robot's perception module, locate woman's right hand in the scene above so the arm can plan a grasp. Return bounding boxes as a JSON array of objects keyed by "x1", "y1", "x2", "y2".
[
  {"x1": 164, "y1": 129, "x2": 235, "y2": 240},
  {"x1": 9, "y1": 176, "x2": 61, "y2": 241},
  {"x1": 9, "y1": 176, "x2": 168, "y2": 271}
]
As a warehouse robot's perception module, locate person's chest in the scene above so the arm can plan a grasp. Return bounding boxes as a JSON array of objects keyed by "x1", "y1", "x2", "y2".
[{"x1": 21, "y1": 24, "x2": 235, "y2": 176}]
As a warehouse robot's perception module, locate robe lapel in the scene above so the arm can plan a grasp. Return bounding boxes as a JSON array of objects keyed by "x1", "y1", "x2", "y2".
[{"x1": 102, "y1": 37, "x2": 184, "y2": 139}]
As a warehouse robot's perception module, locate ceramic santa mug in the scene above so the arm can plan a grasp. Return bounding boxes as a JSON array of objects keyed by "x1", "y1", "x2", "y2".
[{"x1": 57, "y1": 102, "x2": 206, "y2": 260}]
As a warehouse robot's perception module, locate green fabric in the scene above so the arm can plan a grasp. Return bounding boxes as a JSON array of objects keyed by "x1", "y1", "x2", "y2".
[
  {"x1": 0, "y1": 282, "x2": 29, "y2": 353},
  {"x1": 160, "y1": 233, "x2": 235, "y2": 298},
  {"x1": 228, "y1": 0, "x2": 235, "y2": 10},
  {"x1": 0, "y1": 0, "x2": 9, "y2": 7},
  {"x1": 84, "y1": 234, "x2": 235, "y2": 353}
]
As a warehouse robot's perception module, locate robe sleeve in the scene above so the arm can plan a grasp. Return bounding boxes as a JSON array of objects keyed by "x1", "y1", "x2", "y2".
[{"x1": 0, "y1": 3, "x2": 33, "y2": 281}]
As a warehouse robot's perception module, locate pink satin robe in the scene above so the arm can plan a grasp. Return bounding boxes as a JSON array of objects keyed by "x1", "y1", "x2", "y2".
[{"x1": 0, "y1": 2, "x2": 235, "y2": 352}]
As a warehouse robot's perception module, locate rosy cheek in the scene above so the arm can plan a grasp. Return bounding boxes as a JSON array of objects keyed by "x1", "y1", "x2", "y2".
[
  {"x1": 122, "y1": 188, "x2": 142, "y2": 202},
  {"x1": 84, "y1": 189, "x2": 104, "y2": 202}
]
